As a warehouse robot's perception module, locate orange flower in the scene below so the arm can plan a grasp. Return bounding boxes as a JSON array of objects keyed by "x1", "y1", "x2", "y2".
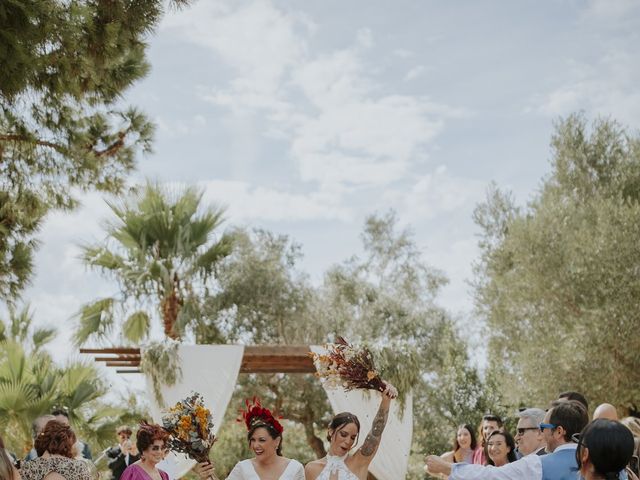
[{"x1": 367, "y1": 371, "x2": 377, "y2": 381}]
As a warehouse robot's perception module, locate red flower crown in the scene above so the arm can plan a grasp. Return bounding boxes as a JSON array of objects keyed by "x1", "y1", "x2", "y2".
[{"x1": 237, "y1": 397, "x2": 284, "y2": 434}]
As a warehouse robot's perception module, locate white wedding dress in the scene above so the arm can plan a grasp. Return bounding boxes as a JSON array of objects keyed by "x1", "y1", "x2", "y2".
[
  {"x1": 315, "y1": 455, "x2": 359, "y2": 480},
  {"x1": 226, "y1": 459, "x2": 305, "y2": 480}
]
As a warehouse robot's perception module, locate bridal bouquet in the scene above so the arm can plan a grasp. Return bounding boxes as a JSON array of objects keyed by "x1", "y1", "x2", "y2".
[
  {"x1": 162, "y1": 392, "x2": 215, "y2": 462},
  {"x1": 310, "y1": 337, "x2": 386, "y2": 392}
]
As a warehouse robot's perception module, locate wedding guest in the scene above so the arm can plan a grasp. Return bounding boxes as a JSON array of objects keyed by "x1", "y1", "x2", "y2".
[
  {"x1": 576, "y1": 419, "x2": 635, "y2": 480},
  {"x1": 305, "y1": 383, "x2": 398, "y2": 480},
  {"x1": 24, "y1": 415, "x2": 56, "y2": 462},
  {"x1": 473, "y1": 414, "x2": 503, "y2": 465},
  {"x1": 120, "y1": 422, "x2": 170, "y2": 480},
  {"x1": 558, "y1": 391, "x2": 589, "y2": 412},
  {"x1": 20, "y1": 421, "x2": 92, "y2": 480},
  {"x1": 485, "y1": 431, "x2": 517, "y2": 466},
  {"x1": 514, "y1": 408, "x2": 546, "y2": 456},
  {"x1": 195, "y1": 399, "x2": 304, "y2": 480},
  {"x1": 425, "y1": 400, "x2": 589, "y2": 480},
  {"x1": 441, "y1": 425, "x2": 478, "y2": 464},
  {"x1": 0, "y1": 435, "x2": 20, "y2": 480},
  {"x1": 107, "y1": 426, "x2": 140, "y2": 480},
  {"x1": 593, "y1": 403, "x2": 619, "y2": 421},
  {"x1": 51, "y1": 409, "x2": 92, "y2": 460}
]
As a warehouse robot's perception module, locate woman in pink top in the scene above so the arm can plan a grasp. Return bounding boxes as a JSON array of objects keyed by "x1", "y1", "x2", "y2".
[{"x1": 120, "y1": 423, "x2": 169, "y2": 480}]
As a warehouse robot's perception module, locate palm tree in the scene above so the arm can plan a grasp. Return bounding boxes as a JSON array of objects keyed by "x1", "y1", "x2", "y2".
[
  {"x1": 75, "y1": 182, "x2": 233, "y2": 344},
  {"x1": 0, "y1": 306, "x2": 141, "y2": 456}
]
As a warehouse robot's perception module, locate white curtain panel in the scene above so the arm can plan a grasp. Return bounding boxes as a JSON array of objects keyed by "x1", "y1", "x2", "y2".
[
  {"x1": 144, "y1": 344, "x2": 245, "y2": 479},
  {"x1": 310, "y1": 345, "x2": 413, "y2": 480}
]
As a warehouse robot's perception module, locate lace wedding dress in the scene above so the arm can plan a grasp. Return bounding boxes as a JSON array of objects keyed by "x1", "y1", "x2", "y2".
[{"x1": 315, "y1": 455, "x2": 359, "y2": 480}]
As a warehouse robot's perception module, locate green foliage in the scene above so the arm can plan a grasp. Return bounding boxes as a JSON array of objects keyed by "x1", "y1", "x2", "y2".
[
  {"x1": 202, "y1": 228, "x2": 315, "y2": 344},
  {"x1": 139, "y1": 340, "x2": 182, "y2": 406},
  {"x1": 473, "y1": 113, "x2": 640, "y2": 414},
  {"x1": 0, "y1": 311, "x2": 146, "y2": 457},
  {"x1": 76, "y1": 182, "x2": 233, "y2": 344},
  {"x1": 0, "y1": 0, "x2": 193, "y2": 300}
]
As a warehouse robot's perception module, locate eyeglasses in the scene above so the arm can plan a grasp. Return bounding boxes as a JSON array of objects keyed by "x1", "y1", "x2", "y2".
[
  {"x1": 516, "y1": 427, "x2": 539, "y2": 435},
  {"x1": 539, "y1": 423, "x2": 556, "y2": 432}
]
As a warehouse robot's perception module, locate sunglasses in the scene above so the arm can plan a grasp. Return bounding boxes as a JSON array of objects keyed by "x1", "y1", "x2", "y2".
[
  {"x1": 516, "y1": 427, "x2": 539, "y2": 435},
  {"x1": 539, "y1": 423, "x2": 556, "y2": 432}
]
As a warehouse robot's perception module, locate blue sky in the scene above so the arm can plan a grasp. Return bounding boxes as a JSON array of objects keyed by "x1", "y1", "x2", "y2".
[{"x1": 20, "y1": 0, "x2": 640, "y2": 389}]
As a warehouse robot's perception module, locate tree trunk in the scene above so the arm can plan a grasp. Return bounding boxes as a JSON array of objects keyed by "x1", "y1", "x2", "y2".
[
  {"x1": 161, "y1": 288, "x2": 181, "y2": 339},
  {"x1": 303, "y1": 420, "x2": 327, "y2": 458}
]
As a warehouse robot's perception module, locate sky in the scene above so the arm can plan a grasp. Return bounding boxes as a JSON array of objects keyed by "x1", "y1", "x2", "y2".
[{"x1": 16, "y1": 0, "x2": 640, "y2": 393}]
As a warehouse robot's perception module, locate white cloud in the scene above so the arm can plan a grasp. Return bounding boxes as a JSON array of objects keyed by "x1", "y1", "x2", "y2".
[
  {"x1": 165, "y1": 0, "x2": 462, "y2": 191},
  {"x1": 200, "y1": 180, "x2": 351, "y2": 222},
  {"x1": 529, "y1": 51, "x2": 640, "y2": 128},
  {"x1": 384, "y1": 165, "x2": 486, "y2": 222},
  {"x1": 404, "y1": 65, "x2": 427, "y2": 81},
  {"x1": 581, "y1": 0, "x2": 640, "y2": 21}
]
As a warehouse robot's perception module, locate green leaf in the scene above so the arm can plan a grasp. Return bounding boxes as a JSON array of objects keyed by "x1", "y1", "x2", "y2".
[{"x1": 123, "y1": 311, "x2": 150, "y2": 343}]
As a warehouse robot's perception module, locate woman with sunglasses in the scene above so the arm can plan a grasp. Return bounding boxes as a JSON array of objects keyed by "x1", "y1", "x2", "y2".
[{"x1": 120, "y1": 422, "x2": 170, "y2": 480}]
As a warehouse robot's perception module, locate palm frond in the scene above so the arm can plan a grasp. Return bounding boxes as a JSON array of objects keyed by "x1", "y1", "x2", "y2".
[
  {"x1": 31, "y1": 327, "x2": 57, "y2": 351},
  {"x1": 122, "y1": 310, "x2": 150, "y2": 343},
  {"x1": 72, "y1": 298, "x2": 116, "y2": 346}
]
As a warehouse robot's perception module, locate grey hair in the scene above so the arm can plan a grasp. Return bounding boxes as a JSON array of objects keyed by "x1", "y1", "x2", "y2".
[{"x1": 516, "y1": 408, "x2": 546, "y2": 426}]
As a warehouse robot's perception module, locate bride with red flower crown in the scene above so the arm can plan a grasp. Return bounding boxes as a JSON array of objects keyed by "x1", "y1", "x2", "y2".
[{"x1": 194, "y1": 398, "x2": 304, "y2": 480}]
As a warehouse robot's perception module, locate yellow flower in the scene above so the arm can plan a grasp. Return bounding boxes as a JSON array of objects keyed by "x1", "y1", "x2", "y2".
[{"x1": 367, "y1": 371, "x2": 377, "y2": 381}]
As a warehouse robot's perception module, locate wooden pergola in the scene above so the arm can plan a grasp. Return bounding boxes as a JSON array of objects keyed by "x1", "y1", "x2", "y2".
[{"x1": 79, "y1": 345, "x2": 316, "y2": 374}]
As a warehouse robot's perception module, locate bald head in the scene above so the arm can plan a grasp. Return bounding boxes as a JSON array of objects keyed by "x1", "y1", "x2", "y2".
[{"x1": 593, "y1": 403, "x2": 618, "y2": 421}]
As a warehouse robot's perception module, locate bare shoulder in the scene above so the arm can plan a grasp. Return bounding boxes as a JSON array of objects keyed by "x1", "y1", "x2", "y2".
[{"x1": 304, "y1": 458, "x2": 326, "y2": 479}]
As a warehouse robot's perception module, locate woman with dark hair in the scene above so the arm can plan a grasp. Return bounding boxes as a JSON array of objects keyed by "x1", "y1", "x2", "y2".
[
  {"x1": 0, "y1": 435, "x2": 20, "y2": 480},
  {"x1": 441, "y1": 424, "x2": 479, "y2": 464},
  {"x1": 120, "y1": 422, "x2": 170, "y2": 480},
  {"x1": 576, "y1": 419, "x2": 635, "y2": 480},
  {"x1": 305, "y1": 382, "x2": 398, "y2": 480},
  {"x1": 484, "y1": 430, "x2": 517, "y2": 467},
  {"x1": 20, "y1": 421, "x2": 92, "y2": 480},
  {"x1": 195, "y1": 399, "x2": 304, "y2": 479}
]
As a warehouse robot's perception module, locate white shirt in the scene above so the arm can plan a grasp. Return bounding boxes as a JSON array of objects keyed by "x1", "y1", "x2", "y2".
[{"x1": 449, "y1": 443, "x2": 577, "y2": 480}]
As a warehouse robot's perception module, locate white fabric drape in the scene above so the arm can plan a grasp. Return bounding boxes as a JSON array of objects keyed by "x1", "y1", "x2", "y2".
[
  {"x1": 310, "y1": 345, "x2": 413, "y2": 480},
  {"x1": 144, "y1": 344, "x2": 245, "y2": 479}
]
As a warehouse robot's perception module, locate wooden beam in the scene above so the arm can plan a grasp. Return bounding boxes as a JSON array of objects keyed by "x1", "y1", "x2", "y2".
[
  {"x1": 80, "y1": 348, "x2": 140, "y2": 354},
  {"x1": 105, "y1": 361, "x2": 141, "y2": 367},
  {"x1": 81, "y1": 345, "x2": 316, "y2": 374}
]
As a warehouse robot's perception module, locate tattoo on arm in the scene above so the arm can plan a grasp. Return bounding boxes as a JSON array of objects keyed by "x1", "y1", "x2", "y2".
[{"x1": 359, "y1": 405, "x2": 389, "y2": 457}]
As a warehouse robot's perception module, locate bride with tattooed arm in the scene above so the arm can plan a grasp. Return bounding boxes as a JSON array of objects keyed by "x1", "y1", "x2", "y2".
[{"x1": 305, "y1": 383, "x2": 398, "y2": 480}]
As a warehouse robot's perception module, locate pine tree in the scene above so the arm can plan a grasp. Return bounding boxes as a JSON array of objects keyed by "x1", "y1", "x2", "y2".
[{"x1": 0, "y1": 0, "x2": 189, "y2": 300}]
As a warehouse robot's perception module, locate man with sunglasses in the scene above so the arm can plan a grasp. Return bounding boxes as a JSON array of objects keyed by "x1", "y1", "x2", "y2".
[
  {"x1": 425, "y1": 400, "x2": 588, "y2": 480},
  {"x1": 515, "y1": 408, "x2": 547, "y2": 457}
]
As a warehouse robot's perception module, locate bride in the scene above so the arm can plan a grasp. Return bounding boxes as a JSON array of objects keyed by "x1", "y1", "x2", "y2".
[
  {"x1": 195, "y1": 399, "x2": 304, "y2": 480},
  {"x1": 305, "y1": 383, "x2": 398, "y2": 480}
]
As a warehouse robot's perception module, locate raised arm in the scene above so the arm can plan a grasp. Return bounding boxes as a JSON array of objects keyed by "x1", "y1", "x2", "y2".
[{"x1": 352, "y1": 383, "x2": 398, "y2": 468}]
